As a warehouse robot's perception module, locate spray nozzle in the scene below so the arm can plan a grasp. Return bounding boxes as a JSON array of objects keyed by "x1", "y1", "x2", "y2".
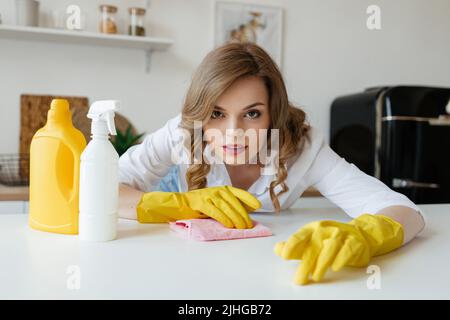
[{"x1": 87, "y1": 100, "x2": 120, "y2": 136}]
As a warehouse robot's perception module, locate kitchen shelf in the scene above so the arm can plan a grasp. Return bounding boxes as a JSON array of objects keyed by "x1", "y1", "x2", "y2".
[{"x1": 0, "y1": 24, "x2": 174, "y2": 72}]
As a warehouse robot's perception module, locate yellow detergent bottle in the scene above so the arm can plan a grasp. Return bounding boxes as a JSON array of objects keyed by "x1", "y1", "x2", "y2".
[{"x1": 29, "y1": 99, "x2": 87, "y2": 234}]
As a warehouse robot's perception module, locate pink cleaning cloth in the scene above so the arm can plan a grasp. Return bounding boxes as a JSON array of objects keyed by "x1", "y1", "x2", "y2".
[{"x1": 168, "y1": 218, "x2": 272, "y2": 241}]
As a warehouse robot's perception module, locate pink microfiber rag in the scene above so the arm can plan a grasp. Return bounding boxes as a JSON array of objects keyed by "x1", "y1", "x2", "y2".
[{"x1": 169, "y1": 218, "x2": 272, "y2": 241}]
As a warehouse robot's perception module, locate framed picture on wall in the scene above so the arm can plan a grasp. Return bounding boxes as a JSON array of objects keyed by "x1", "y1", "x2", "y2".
[{"x1": 214, "y1": 0, "x2": 284, "y2": 68}]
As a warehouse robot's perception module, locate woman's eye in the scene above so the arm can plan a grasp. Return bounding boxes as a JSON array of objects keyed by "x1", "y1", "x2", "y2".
[
  {"x1": 211, "y1": 110, "x2": 224, "y2": 119},
  {"x1": 245, "y1": 110, "x2": 261, "y2": 119}
]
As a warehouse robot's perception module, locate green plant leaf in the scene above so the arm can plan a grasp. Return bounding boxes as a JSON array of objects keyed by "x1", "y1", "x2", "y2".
[{"x1": 111, "y1": 125, "x2": 145, "y2": 157}]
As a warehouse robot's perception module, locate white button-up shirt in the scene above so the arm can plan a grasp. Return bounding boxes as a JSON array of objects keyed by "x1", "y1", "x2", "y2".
[{"x1": 118, "y1": 113, "x2": 422, "y2": 218}]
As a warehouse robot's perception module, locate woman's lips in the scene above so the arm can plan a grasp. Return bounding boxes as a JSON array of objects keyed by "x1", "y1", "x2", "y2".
[{"x1": 222, "y1": 144, "x2": 247, "y2": 155}]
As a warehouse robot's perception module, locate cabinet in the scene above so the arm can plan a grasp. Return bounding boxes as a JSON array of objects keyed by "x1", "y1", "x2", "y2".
[{"x1": 0, "y1": 201, "x2": 28, "y2": 214}]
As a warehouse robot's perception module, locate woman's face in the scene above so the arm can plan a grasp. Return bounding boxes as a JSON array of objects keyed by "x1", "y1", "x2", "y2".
[{"x1": 203, "y1": 76, "x2": 271, "y2": 165}]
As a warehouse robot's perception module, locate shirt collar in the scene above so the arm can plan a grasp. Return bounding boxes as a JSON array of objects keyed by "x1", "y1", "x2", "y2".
[{"x1": 206, "y1": 164, "x2": 275, "y2": 196}]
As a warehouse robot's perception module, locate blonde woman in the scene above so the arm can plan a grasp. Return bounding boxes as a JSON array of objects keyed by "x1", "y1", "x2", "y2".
[{"x1": 118, "y1": 42, "x2": 425, "y2": 285}]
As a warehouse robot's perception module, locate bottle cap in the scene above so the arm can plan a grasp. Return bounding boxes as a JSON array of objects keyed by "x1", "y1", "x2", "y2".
[{"x1": 87, "y1": 100, "x2": 120, "y2": 136}]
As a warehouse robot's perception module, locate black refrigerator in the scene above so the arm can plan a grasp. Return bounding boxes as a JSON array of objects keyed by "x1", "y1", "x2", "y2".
[{"x1": 330, "y1": 85, "x2": 450, "y2": 204}]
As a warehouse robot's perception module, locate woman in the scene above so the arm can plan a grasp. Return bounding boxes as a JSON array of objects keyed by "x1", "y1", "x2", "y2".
[{"x1": 118, "y1": 42, "x2": 425, "y2": 285}]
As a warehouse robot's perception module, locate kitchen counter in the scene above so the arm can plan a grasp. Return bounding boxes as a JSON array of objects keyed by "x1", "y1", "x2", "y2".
[
  {"x1": 0, "y1": 184, "x2": 324, "y2": 201},
  {"x1": 0, "y1": 204, "x2": 448, "y2": 299}
]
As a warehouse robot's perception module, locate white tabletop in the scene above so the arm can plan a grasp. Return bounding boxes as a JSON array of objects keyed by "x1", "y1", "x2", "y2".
[{"x1": 0, "y1": 203, "x2": 449, "y2": 300}]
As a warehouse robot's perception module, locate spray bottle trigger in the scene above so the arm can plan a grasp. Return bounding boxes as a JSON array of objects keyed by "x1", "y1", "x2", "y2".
[{"x1": 106, "y1": 111, "x2": 117, "y2": 136}]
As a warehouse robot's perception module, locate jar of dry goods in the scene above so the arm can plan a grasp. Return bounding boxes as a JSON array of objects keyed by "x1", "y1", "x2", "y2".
[
  {"x1": 128, "y1": 7, "x2": 146, "y2": 36},
  {"x1": 99, "y1": 4, "x2": 118, "y2": 34}
]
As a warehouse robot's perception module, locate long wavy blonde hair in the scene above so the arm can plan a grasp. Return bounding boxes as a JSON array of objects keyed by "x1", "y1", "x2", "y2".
[{"x1": 180, "y1": 42, "x2": 310, "y2": 212}]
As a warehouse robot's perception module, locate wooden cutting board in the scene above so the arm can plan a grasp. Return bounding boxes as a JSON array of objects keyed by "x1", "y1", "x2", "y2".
[
  {"x1": 20, "y1": 94, "x2": 136, "y2": 154},
  {"x1": 20, "y1": 95, "x2": 90, "y2": 155},
  {"x1": 18, "y1": 94, "x2": 136, "y2": 182}
]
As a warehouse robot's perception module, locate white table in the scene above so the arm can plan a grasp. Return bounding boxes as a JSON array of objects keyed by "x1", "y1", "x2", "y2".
[{"x1": 0, "y1": 204, "x2": 449, "y2": 300}]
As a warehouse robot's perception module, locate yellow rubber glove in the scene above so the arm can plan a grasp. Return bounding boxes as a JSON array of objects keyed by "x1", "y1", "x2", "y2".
[
  {"x1": 274, "y1": 214, "x2": 404, "y2": 285},
  {"x1": 136, "y1": 185, "x2": 262, "y2": 229}
]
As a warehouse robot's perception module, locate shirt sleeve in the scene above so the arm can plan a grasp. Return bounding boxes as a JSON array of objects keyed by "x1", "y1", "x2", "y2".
[
  {"x1": 303, "y1": 136, "x2": 424, "y2": 219},
  {"x1": 118, "y1": 113, "x2": 184, "y2": 192}
]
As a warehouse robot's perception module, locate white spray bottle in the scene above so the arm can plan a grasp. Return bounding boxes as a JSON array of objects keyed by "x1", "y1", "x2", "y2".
[{"x1": 79, "y1": 100, "x2": 120, "y2": 241}]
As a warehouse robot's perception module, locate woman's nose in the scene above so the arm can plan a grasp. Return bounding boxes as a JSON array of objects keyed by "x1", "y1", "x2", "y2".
[
  {"x1": 222, "y1": 118, "x2": 241, "y2": 139},
  {"x1": 224, "y1": 116, "x2": 239, "y2": 129}
]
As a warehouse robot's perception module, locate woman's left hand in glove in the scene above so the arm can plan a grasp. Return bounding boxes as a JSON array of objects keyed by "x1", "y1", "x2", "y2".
[{"x1": 274, "y1": 214, "x2": 404, "y2": 285}]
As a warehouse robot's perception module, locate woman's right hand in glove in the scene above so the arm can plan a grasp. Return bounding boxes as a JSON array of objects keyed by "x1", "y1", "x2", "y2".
[{"x1": 136, "y1": 185, "x2": 262, "y2": 229}]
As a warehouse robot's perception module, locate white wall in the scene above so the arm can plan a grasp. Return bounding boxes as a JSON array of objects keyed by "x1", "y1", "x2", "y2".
[{"x1": 1, "y1": 0, "x2": 449, "y2": 153}]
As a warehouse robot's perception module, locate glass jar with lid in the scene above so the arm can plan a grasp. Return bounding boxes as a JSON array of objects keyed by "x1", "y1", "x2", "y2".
[
  {"x1": 99, "y1": 4, "x2": 118, "y2": 34},
  {"x1": 128, "y1": 7, "x2": 146, "y2": 36}
]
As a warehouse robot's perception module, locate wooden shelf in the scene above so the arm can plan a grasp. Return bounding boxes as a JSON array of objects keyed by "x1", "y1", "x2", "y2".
[
  {"x1": 0, "y1": 185, "x2": 29, "y2": 201},
  {"x1": 301, "y1": 187, "x2": 322, "y2": 197},
  {"x1": 0, "y1": 185, "x2": 321, "y2": 202},
  {"x1": 0, "y1": 25, "x2": 174, "y2": 72}
]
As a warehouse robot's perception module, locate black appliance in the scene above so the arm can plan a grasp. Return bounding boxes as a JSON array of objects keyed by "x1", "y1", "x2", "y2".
[{"x1": 330, "y1": 85, "x2": 450, "y2": 204}]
